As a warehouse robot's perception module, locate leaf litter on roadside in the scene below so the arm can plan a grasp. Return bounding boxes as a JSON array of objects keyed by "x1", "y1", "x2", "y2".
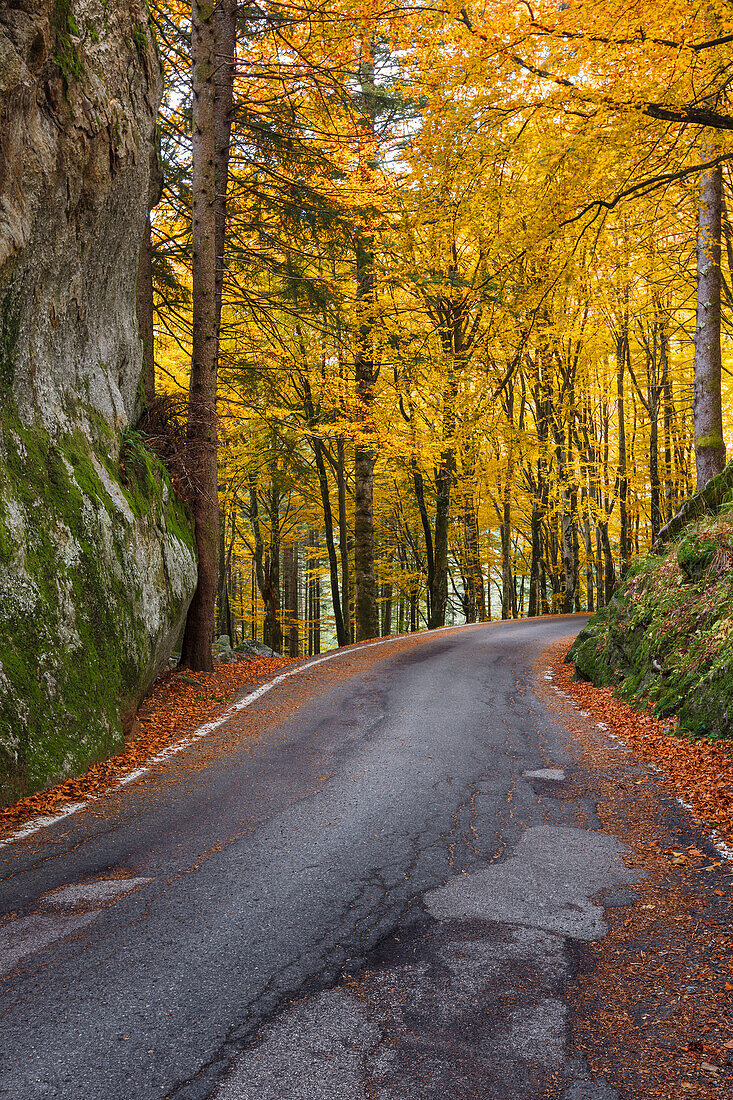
[
  {"x1": 540, "y1": 641, "x2": 733, "y2": 1100},
  {"x1": 0, "y1": 655, "x2": 294, "y2": 836}
]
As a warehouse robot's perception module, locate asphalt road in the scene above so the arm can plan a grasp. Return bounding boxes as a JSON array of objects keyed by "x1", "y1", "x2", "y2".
[{"x1": 0, "y1": 617, "x2": 651, "y2": 1098}]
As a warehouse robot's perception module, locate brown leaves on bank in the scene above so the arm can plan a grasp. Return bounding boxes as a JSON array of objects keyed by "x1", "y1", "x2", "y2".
[
  {"x1": 540, "y1": 641, "x2": 733, "y2": 1099},
  {"x1": 0, "y1": 655, "x2": 294, "y2": 836},
  {"x1": 553, "y1": 642, "x2": 733, "y2": 851}
]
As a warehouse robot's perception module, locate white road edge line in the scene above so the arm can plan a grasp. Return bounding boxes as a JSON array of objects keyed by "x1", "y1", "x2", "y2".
[{"x1": 0, "y1": 624, "x2": 473, "y2": 849}]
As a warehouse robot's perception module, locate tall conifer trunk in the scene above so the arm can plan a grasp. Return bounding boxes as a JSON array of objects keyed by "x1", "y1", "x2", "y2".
[
  {"x1": 694, "y1": 151, "x2": 726, "y2": 487},
  {"x1": 180, "y1": 0, "x2": 219, "y2": 671},
  {"x1": 354, "y1": 236, "x2": 379, "y2": 640},
  {"x1": 181, "y1": 0, "x2": 236, "y2": 670},
  {"x1": 137, "y1": 143, "x2": 162, "y2": 409},
  {"x1": 137, "y1": 215, "x2": 156, "y2": 407}
]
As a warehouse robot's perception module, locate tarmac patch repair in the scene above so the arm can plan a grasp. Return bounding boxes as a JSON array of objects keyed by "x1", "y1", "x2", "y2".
[
  {"x1": 425, "y1": 825, "x2": 641, "y2": 940},
  {"x1": 214, "y1": 826, "x2": 640, "y2": 1099}
]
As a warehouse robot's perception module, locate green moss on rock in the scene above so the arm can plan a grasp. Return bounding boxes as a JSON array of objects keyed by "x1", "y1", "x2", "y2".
[
  {"x1": 570, "y1": 509, "x2": 733, "y2": 742},
  {"x1": 0, "y1": 399, "x2": 196, "y2": 806},
  {"x1": 0, "y1": 288, "x2": 21, "y2": 390}
]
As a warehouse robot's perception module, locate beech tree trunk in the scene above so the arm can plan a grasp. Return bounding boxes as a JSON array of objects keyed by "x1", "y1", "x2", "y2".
[
  {"x1": 307, "y1": 529, "x2": 321, "y2": 655},
  {"x1": 584, "y1": 514, "x2": 594, "y2": 613},
  {"x1": 300, "y1": 371, "x2": 348, "y2": 648},
  {"x1": 283, "y1": 543, "x2": 299, "y2": 657},
  {"x1": 649, "y1": 396, "x2": 661, "y2": 540},
  {"x1": 248, "y1": 481, "x2": 282, "y2": 654},
  {"x1": 428, "y1": 366, "x2": 459, "y2": 629},
  {"x1": 430, "y1": 456, "x2": 452, "y2": 628},
  {"x1": 216, "y1": 505, "x2": 234, "y2": 640},
  {"x1": 336, "y1": 438, "x2": 351, "y2": 644},
  {"x1": 500, "y1": 473, "x2": 512, "y2": 620},
  {"x1": 381, "y1": 577, "x2": 393, "y2": 636},
  {"x1": 411, "y1": 454, "x2": 435, "y2": 623},
  {"x1": 598, "y1": 521, "x2": 616, "y2": 603},
  {"x1": 616, "y1": 321, "x2": 630, "y2": 575},
  {"x1": 314, "y1": 441, "x2": 347, "y2": 647},
  {"x1": 528, "y1": 501, "x2": 542, "y2": 617},
  {"x1": 694, "y1": 153, "x2": 726, "y2": 487}
]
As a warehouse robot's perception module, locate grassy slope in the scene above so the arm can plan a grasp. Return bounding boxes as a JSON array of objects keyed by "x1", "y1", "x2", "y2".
[{"x1": 570, "y1": 496, "x2": 733, "y2": 741}]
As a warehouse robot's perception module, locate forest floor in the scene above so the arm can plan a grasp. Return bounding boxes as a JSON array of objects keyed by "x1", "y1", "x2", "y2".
[
  {"x1": 0, "y1": 653, "x2": 294, "y2": 838},
  {"x1": 546, "y1": 641, "x2": 733, "y2": 1098}
]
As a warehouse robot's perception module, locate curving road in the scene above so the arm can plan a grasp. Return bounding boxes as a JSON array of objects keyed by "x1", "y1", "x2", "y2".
[{"x1": 1, "y1": 617, "x2": 649, "y2": 1098}]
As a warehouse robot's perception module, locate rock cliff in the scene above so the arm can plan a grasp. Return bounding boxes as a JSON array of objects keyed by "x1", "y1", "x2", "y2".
[{"x1": 0, "y1": 0, "x2": 197, "y2": 804}]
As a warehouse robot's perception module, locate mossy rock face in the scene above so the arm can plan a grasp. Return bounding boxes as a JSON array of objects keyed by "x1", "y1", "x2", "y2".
[
  {"x1": 570, "y1": 511, "x2": 733, "y2": 743},
  {"x1": 0, "y1": 0, "x2": 184, "y2": 804},
  {"x1": 0, "y1": 404, "x2": 196, "y2": 806},
  {"x1": 676, "y1": 534, "x2": 718, "y2": 582}
]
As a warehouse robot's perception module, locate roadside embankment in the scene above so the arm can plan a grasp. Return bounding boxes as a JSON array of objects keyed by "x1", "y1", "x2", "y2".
[{"x1": 570, "y1": 464, "x2": 733, "y2": 742}]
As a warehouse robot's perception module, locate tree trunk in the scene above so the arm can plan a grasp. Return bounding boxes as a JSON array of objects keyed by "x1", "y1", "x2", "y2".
[
  {"x1": 306, "y1": 528, "x2": 321, "y2": 656},
  {"x1": 411, "y1": 455, "x2": 435, "y2": 624},
  {"x1": 216, "y1": 504, "x2": 234, "y2": 640},
  {"x1": 594, "y1": 524, "x2": 604, "y2": 609},
  {"x1": 561, "y1": 508, "x2": 574, "y2": 612},
  {"x1": 213, "y1": 0, "x2": 236, "y2": 327},
  {"x1": 352, "y1": 39, "x2": 380, "y2": 642},
  {"x1": 461, "y1": 484, "x2": 485, "y2": 623},
  {"x1": 528, "y1": 510, "x2": 538, "y2": 618},
  {"x1": 251, "y1": 560, "x2": 256, "y2": 641},
  {"x1": 312, "y1": 439, "x2": 347, "y2": 647},
  {"x1": 282, "y1": 543, "x2": 293, "y2": 650},
  {"x1": 616, "y1": 324, "x2": 630, "y2": 575},
  {"x1": 282, "y1": 542, "x2": 299, "y2": 657},
  {"x1": 500, "y1": 497, "x2": 512, "y2": 621},
  {"x1": 381, "y1": 579, "x2": 393, "y2": 637},
  {"x1": 286, "y1": 545, "x2": 294, "y2": 655},
  {"x1": 428, "y1": 358, "x2": 459, "y2": 630},
  {"x1": 584, "y1": 513, "x2": 594, "y2": 613},
  {"x1": 264, "y1": 494, "x2": 282, "y2": 653},
  {"x1": 599, "y1": 521, "x2": 616, "y2": 603},
  {"x1": 353, "y1": 248, "x2": 378, "y2": 638},
  {"x1": 694, "y1": 151, "x2": 726, "y2": 487},
  {"x1": 313, "y1": 551, "x2": 321, "y2": 655},
  {"x1": 663, "y1": 366, "x2": 674, "y2": 524},
  {"x1": 137, "y1": 135, "x2": 162, "y2": 410},
  {"x1": 430, "y1": 459, "x2": 451, "y2": 628},
  {"x1": 649, "y1": 396, "x2": 662, "y2": 540},
  {"x1": 560, "y1": 428, "x2": 577, "y2": 614},
  {"x1": 180, "y1": 0, "x2": 220, "y2": 671},
  {"x1": 336, "y1": 437, "x2": 351, "y2": 644},
  {"x1": 137, "y1": 215, "x2": 156, "y2": 407},
  {"x1": 248, "y1": 481, "x2": 281, "y2": 654}
]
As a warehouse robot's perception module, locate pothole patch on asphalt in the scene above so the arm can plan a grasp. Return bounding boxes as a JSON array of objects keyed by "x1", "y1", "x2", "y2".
[
  {"x1": 215, "y1": 989, "x2": 376, "y2": 1100},
  {"x1": 214, "y1": 827, "x2": 639, "y2": 1099},
  {"x1": 424, "y1": 825, "x2": 642, "y2": 940}
]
